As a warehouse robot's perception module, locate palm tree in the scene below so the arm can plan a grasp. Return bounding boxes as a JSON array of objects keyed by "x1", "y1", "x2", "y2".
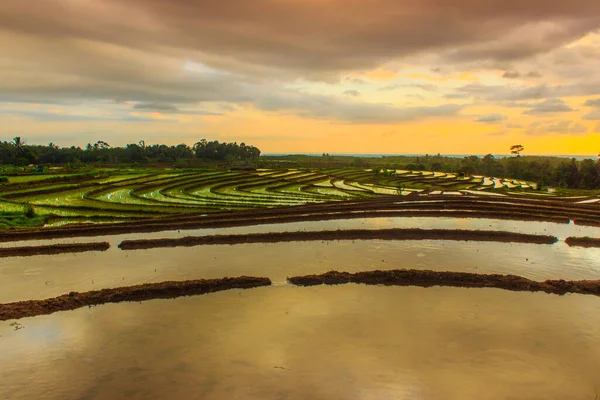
[{"x1": 13, "y1": 136, "x2": 24, "y2": 153}]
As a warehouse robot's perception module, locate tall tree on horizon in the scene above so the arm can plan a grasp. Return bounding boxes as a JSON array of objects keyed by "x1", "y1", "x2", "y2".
[{"x1": 510, "y1": 144, "x2": 524, "y2": 157}]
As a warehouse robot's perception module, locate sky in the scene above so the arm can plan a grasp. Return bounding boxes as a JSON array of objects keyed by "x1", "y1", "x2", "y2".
[{"x1": 1, "y1": 0, "x2": 600, "y2": 155}]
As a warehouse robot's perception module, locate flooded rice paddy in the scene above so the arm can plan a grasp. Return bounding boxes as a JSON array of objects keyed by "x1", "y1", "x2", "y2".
[
  {"x1": 1, "y1": 216, "x2": 600, "y2": 399},
  {"x1": 1, "y1": 285, "x2": 600, "y2": 399}
]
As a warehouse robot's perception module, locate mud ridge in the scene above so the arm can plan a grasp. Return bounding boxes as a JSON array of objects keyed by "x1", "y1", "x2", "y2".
[
  {"x1": 118, "y1": 228, "x2": 558, "y2": 250},
  {"x1": 565, "y1": 237, "x2": 600, "y2": 248},
  {"x1": 0, "y1": 242, "x2": 110, "y2": 257},
  {"x1": 573, "y1": 219, "x2": 600, "y2": 228},
  {"x1": 0, "y1": 276, "x2": 271, "y2": 321},
  {"x1": 288, "y1": 269, "x2": 600, "y2": 297}
]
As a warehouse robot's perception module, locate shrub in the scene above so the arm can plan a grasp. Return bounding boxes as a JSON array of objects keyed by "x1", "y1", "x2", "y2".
[
  {"x1": 0, "y1": 176, "x2": 8, "y2": 183},
  {"x1": 23, "y1": 203, "x2": 36, "y2": 218}
]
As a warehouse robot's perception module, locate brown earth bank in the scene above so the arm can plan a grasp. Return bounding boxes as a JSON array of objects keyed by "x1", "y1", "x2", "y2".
[
  {"x1": 573, "y1": 219, "x2": 600, "y2": 228},
  {"x1": 0, "y1": 276, "x2": 271, "y2": 321},
  {"x1": 0, "y1": 194, "x2": 598, "y2": 242},
  {"x1": 288, "y1": 269, "x2": 600, "y2": 297},
  {"x1": 565, "y1": 237, "x2": 600, "y2": 248},
  {"x1": 118, "y1": 229, "x2": 558, "y2": 250},
  {"x1": 0, "y1": 242, "x2": 110, "y2": 257}
]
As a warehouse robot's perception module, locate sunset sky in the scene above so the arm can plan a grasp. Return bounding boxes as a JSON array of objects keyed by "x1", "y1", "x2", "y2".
[{"x1": 1, "y1": 0, "x2": 600, "y2": 155}]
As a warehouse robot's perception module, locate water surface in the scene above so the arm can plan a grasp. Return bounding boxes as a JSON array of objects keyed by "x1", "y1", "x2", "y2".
[{"x1": 1, "y1": 285, "x2": 599, "y2": 400}]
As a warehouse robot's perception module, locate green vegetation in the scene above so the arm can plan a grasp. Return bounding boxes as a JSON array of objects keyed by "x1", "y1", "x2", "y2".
[
  {"x1": 0, "y1": 163, "x2": 584, "y2": 230},
  {"x1": 0, "y1": 203, "x2": 45, "y2": 230},
  {"x1": 261, "y1": 153, "x2": 600, "y2": 190},
  {"x1": 0, "y1": 137, "x2": 260, "y2": 168},
  {"x1": 0, "y1": 138, "x2": 598, "y2": 230}
]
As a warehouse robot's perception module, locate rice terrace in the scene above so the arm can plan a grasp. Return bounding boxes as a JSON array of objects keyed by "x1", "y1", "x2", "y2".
[
  {"x1": 2, "y1": 142, "x2": 600, "y2": 398},
  {"x1": 3, "y1": 0, "x2": 600, "y2": 395}
]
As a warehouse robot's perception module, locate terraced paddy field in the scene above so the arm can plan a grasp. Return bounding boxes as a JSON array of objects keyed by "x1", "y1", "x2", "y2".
[
  {"x1": 2, "y1": 168, "x2": 600, "y2": 399},
  {"x1": 0, "y1": 167, "x2": 577, "y2": 229}
]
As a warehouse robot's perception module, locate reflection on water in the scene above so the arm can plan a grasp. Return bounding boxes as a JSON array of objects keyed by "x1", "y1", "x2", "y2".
[
  {"x1": 1, "y1": 285, "x2": 599, "y2": 400},
  {"x1": 1, "y1": 237, "x2": 599, "y2": 303},
  {"x1": 1, "y1": 217, "x2": 599, "y2": 399},
  {"x1": 2, "y1": 216, "x2": 599, "y2": 248}
]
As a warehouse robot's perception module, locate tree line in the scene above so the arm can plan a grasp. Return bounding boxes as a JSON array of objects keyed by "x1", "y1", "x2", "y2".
[
  {"x1": 0, "y1": 137, "x2": 261, "y2": 167},
  {"x1": 262, "y1": 151, "x2": 600, "y2": 190},
  {"x1": 400, "y1": 154, "x2": 600, "y2": 190}
]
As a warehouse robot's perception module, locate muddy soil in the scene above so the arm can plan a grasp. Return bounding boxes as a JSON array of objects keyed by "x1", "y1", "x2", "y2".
[
  {"x1": 1, "y1": 194, "x2": 597, "y2": 242},
  {"x1": 0, "y1": 276, "x2": 271, "y2": 321},
  {"x1": 288, "y1": 269, "x2": 600, "y2": 297},
  {"x1": 118, "y1": 228, "x2": 558, "y2": 250},
  {"x1": 573, "y1": 219, "x2": 600, "y2": 228},
  {"x1": 565, "y1": 237, "x2": 600, "y2": 248},
  {"x1": 0, "y1": 242, "x2": 110, "y2": 257}
]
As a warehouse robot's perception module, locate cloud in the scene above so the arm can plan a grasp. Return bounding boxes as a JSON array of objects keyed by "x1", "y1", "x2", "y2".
[
  {"x1": 0, "y1": 0, "x2": 599, "y2": 146},
  {"x1": 449, "y1": 79, "x2": 600, "y2": 102},
  {"x1": 0, "y1": 109, "x2": 166, "y2": 122},
  {"x1": 379, "y1": 83, "x2": 437, "y2": 92},
  {"x1": 442, "y1": 19, "x2": 600, "y2": 64},
  {"x1": 132, "y1": 102, "x2": 222, "y2": 115},
  {"x1": 525, "y1": 120, "x2": 588, "y2": 135},
  {"x1": 254, "y1": 90, "x2": 464, "y2": 124},
  {"x1": 475, "y1": 113, "x2": 508, "y2": 123},
  {"x1": 502, "y1": 70, "x2": 521, "y2": 79},
  {"x1": 403, "y1": 83, "x2": 438, "y2": 92},
  {"x1": 133, "y1": 103, "x2": 180, "y2": 112},
  {"x1": 523, "y1": 98, "x2": 574, "y2": 114},
  {"x1": 526, "y1": 71, "x2": 543, "y2": 78},
  {"x1": 379, "y1": 84, "x2": 401, "y2": 92},
  {"x1": 1, "y1": 0, "x2": 600, "y2": 85},
  {"x1": 583, "y1": 98, "x2": 600, "y2": 107},
  {"x1": 343, "y1": 90, "x2": 361, "y2": 97},
  {"x1": 505, "y1": 123, "x2": 524, "y2": 128},
  {"x1": 451, "y1": 83, "x2": 551, "y2": 101},
  {"x1": 344, "y1": 77, "x2": 366, "y2": 85},
  {"x1": 583, "y1": 110, "x2": 600, "y2": 120},
  {"x1": 444, "y1": 93, "x2": 473, "y2": 99},
  {"x1": 502, "y1": 70, "x2": 542, "y2": 79}
]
